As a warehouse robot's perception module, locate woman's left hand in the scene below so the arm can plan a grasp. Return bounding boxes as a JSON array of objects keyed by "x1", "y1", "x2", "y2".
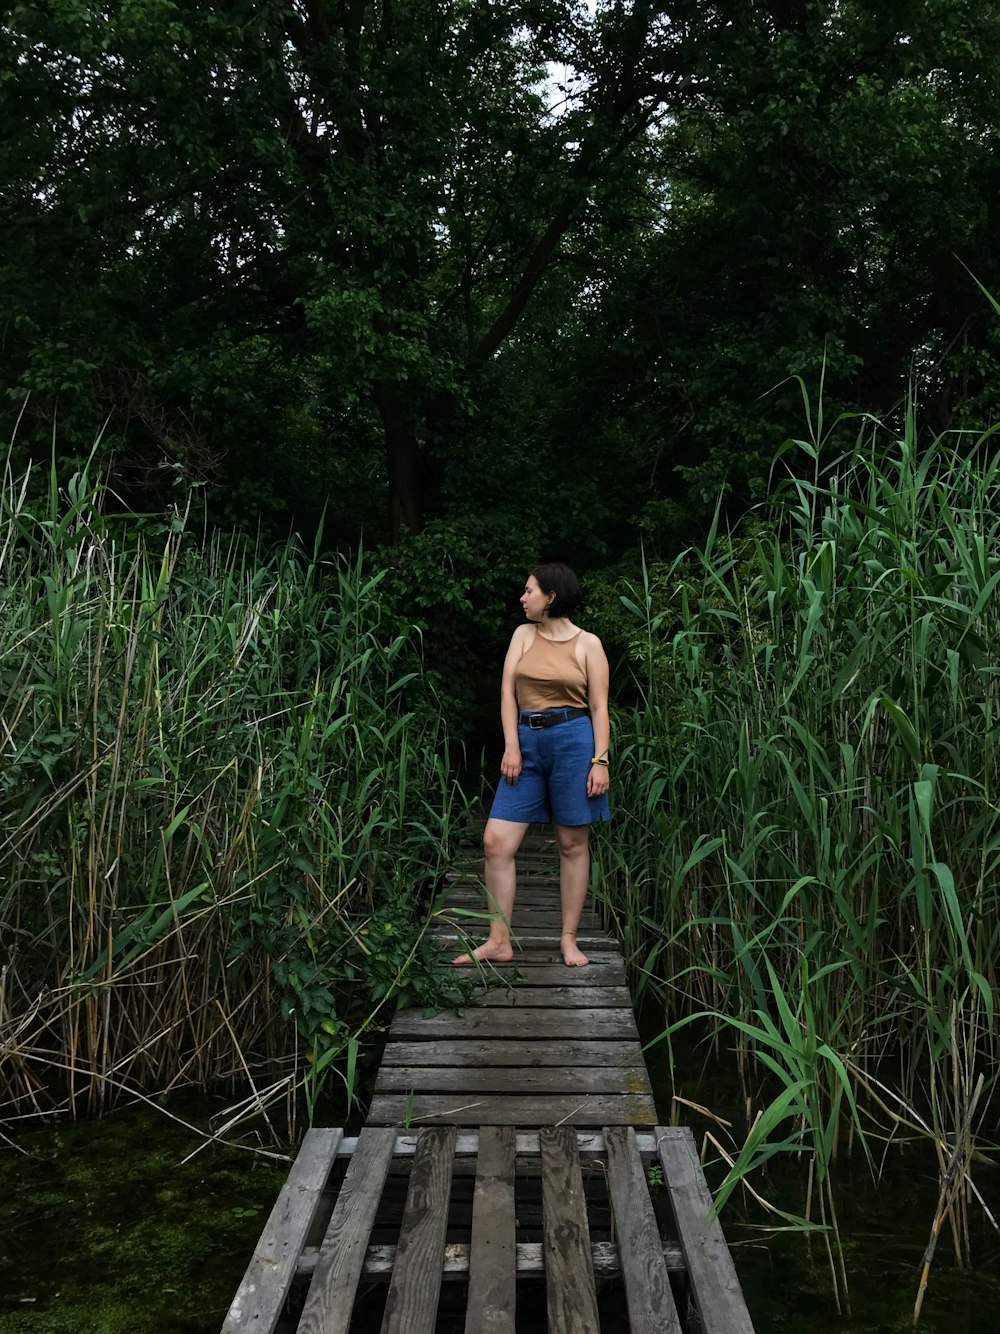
[{"x1": 587, "y1": 764, "x2": 609, "y2": 798}]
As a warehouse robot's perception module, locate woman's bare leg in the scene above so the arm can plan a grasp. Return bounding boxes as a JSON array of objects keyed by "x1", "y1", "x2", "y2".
[
  {"x1": 554, "y1": 824, "x2": 591, "y2": 966},
  {"x1": 452, "y1": 818, "x2": 529, "y2": 964}
]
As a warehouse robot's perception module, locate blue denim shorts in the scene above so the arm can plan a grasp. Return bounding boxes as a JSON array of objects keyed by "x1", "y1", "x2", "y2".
[{"x1": 489, "y1": 711, "x2": 611, "y2": 827}]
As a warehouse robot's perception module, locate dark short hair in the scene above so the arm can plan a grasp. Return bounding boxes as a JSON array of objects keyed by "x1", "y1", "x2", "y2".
[{"x1": 530, "y1": 562, "x2": 583, "y2": 618}]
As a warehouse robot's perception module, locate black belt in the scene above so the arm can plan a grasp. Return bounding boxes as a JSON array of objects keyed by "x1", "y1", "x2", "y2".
[{"x1": 519, "y1": 707, "x2": 590, "y2": 730}]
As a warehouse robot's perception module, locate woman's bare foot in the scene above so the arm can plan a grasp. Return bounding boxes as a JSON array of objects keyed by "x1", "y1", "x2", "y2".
[
  {"x1": 561, "y1": 934, "x2": 589, "y2": 967},
  {"x1": 452, "y1": 939, "x2": 515, "y2": 966}
]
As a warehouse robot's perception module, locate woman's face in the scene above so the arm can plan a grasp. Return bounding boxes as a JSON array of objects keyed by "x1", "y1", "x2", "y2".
[{"x1": 520, "y1": 575, "x2": 552, "y2": 620}]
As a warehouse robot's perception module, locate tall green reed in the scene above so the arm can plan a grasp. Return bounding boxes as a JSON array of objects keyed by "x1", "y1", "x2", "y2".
[
  {"x1": 0, "y1": 451, "x2": 469, "y2": 1131},
  {"x1": 596, "y1": 409, "x2": 1000, "y2": 1281}
]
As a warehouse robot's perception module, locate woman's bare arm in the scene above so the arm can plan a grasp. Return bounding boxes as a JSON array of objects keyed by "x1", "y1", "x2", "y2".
[
  {"x1": 499, "y1": 625, "x2": 531, "y2": 782},
  {"x1": 585, "y1": 633, "x2": 610, "y2": 796}
]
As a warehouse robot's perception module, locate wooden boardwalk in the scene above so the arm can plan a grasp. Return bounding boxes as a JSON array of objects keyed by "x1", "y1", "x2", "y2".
[
  {"x1": 370, "y1": 829, "x2": 656, "y2": 1127},
  {"x1": 223, "y1": 829, "x2": 755, "y2": 1333}
]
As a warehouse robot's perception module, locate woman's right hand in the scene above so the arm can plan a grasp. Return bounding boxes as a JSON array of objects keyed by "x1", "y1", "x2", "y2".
[{"x1": 500, "y1": 747, "x2": 522, "y2": 785}]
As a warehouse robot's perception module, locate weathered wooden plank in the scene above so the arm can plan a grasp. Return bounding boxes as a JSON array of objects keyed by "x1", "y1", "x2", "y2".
[
  {"x1": 387, "y1": 1008, "x2": 640, "y2": 1039},
  {"x1": 444, "y1": 915, "x2": 601, "y2": 930},
  {"x1": 368, "y1": 1094, "x2": 657, "y2": 1126},
  {"x1": 337, "y1": 1130, "x2": 661, "y2": 1157},
  {"x1": 430, "y1": 927, "x2": 611, "y2": 945},
  {"x1": 605, "y1": 1125, "x2": 683, "y2": 1334},
  {"x1": 465, "y1": 1126, "x2": 516, "y2": 1334},
  {"x1": 656, "y1": 1126, "x2": 756, "y2": 1334},
  {"x1": 451, "y1": 929, "x2": 608, "y2": 944},
  {"x1": 373, "y1": 1066, "x2": 653, "y2": 1095},
  {"x1": 464, "y1": 982, "x2": 629, "y2": 1001},
  {"x1": 442, "y1": 917, "x2": 600, "y2": 928},
  {"x1": 222, "y1": 1127, "x2": 341, "y2": 1334},
  {"x1": 379, "y1": 1039, "x2": 645, "y2": 1067},
  {"x1": 447, "y1": 914, "x2": 604, "y2": 930},
  {"x1": 438, "y1": 945, "x2": 620, "y2": 960},
  {"x1": 540, "y1": 1126, "x2": 600, "y2": 1334},
  {"x1": 442, "y1": 952, "x2": 624, "y2": 970},
  {"x1": 469, "y1": 964, "x2": 627, "y2": 986},
  {"x1": 381, "y1": 1126, "x2": 456, "y2": 1334},
  {"x1": 479, "y1": 954, "x2": 622, "y2": 968},
  {"x1": 297, "y1": 1126, "x2": 396, "y2": 1334},
  {"x1": 297, "y1": 1237, "x2": 686, "y2": 1277},
  {"x1": 472, "y1": 986, "x2": 632, "y2": 1008},
  {"x1": 436, "y1": 941, "x2": 616, "y2": 957}
]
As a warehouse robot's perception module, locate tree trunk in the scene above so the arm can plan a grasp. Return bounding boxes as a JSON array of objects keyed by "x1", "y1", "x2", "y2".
[{"x1": 374, "y1": 382, "x2": 425, "y2": 542}]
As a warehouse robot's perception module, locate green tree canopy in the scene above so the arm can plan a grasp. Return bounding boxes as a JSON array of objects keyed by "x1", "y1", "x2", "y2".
[
  {"x1": 2, "y1": 0, "x2": 685, "y2": 537},
  {"x1": 3, "y1": 1, "x2": 1000, "y2": 549}
]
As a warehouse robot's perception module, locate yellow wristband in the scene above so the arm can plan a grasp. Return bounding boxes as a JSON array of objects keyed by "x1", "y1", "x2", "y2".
[{"x1": 590, "y1": 757, "x2": 609, "y2": 766}]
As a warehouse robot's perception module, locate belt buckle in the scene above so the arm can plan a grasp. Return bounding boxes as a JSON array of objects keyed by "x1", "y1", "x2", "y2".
[{"x1": 528, "y1": 714, "x2": 545, "y2": 729}]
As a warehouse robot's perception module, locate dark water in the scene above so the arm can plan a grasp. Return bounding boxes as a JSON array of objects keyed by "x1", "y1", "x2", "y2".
[
  {"x1": 642, "y1": 1023, "x2": 1000, "y2": 1333},
  {"x1": 0, "y1": 1097, "x2": 291, "y2": 1334},
  {"x1": 721, "y1": 1150, "x2": 1000, "y2": 1332}
]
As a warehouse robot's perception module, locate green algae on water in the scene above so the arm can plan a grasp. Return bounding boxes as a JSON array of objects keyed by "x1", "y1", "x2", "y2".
[{"x1": 0, "y1": 1100, "x2": 288, "y2": 1334}]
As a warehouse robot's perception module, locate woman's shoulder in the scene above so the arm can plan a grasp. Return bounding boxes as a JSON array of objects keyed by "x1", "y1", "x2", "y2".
[
  {"x1": 508, "y1": 623, "x2": 535, "y2": 651},
  {"x1": 577, "y1": 627, "x2": 604, "y2": 650},
  {"x1": 571, "y1": 628, "x2": 605, "y2": 669}
]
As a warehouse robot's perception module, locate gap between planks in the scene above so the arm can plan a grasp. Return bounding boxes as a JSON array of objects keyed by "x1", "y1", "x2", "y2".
[{"x1": 296, "y1": 1238, "x2": 686, "y2": 1279}]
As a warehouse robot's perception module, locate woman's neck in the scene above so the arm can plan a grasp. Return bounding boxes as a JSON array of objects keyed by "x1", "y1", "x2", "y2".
[{"x1": 534, "y1": 617, "x2": 578, "y2": 641}]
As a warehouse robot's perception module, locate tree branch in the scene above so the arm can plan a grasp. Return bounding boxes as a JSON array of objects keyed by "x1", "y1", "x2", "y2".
[{"x1": 470, "y1": 193, "x2": 580, "y2": 364}]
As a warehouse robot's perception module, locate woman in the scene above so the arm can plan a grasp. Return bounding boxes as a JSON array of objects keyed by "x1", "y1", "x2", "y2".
[{"x1": 454, "y1": 562, "x2": 610, "y2": 968}]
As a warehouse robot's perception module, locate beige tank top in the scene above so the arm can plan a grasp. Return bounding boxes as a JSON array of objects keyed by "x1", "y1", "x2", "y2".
[{"x1": 514, "y1": 629, "x2": 589, "y2": 711}]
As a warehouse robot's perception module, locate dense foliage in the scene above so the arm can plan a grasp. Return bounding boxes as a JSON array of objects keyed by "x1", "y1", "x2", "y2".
[
  {"x1": 596, "y1": 411, "x2": 1000, "y2": 1303},
  {"x1": 4, "y1": 1, "x2": 1000, "y2": 562},
  {"x1": 0, "y1": 454, "x2": 471, "y2": 1123}
]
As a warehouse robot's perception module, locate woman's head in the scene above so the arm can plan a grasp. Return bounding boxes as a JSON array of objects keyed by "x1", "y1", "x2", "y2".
[{"x1": 525, "y1": 562, "x2": 583, "y2": 619}]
